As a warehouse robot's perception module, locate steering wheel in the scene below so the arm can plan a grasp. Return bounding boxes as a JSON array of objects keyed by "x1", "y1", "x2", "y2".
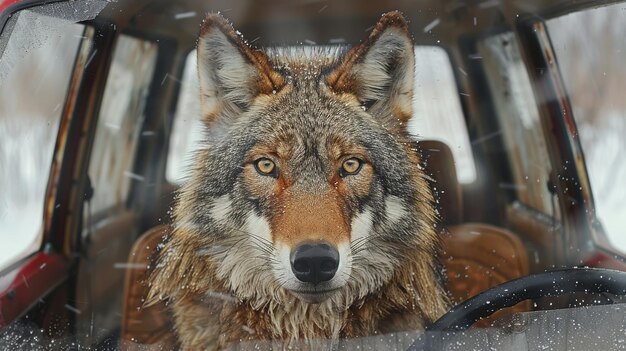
[{"x1": 408, "y1": 268, "x2": 626, "y2": 351}]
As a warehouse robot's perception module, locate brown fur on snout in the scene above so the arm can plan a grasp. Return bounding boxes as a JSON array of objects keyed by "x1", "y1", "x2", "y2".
[{"x1": 271, "y1": 191, "x2": 350, "y2": 247}]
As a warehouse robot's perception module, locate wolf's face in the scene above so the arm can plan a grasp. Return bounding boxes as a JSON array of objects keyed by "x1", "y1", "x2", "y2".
[{"x1": 172, "y1": 13, "x2": 438, "y2": 307}]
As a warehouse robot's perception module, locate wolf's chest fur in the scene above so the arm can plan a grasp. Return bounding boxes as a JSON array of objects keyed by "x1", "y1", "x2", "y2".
[
  {"x1": 149, "y1": 11, "x2": 449, "y2": 350},
  {"x1": 167, "y1": 256, "x2": 446, "y2": 349}
]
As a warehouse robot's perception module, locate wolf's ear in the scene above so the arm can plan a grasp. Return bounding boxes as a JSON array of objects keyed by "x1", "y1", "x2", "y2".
[
  {"x1": 325, "y1": 11, "x2": 415, "y2": 128},
  {"x1": 197, "y1": 14, "x2": 285, "y2": 124}
]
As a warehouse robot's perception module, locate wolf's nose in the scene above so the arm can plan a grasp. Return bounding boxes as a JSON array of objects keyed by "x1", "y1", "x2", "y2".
[{"x1": 290, "y1": 242, "x2": 339, "y2": 285}]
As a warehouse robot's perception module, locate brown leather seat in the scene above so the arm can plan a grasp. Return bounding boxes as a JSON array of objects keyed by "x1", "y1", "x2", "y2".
[
  {"x1": 419, "y1": 140, "x2": 463, "y2": 225},
  {"x1": 120, "y1": 140, "x2": 530, "y2": 346},
  {"x1": 120, "y1": 225, "x2": 177, "y2": 350},
  {"x1": 421, "y1": 140, "x2": 531, "y2": 325},
  {"x1": 441, "y1": 223, "x2": 531, "y2": 325},
  {"x1": 442, "y1": 223, "x2": 529, "y2": 301}
]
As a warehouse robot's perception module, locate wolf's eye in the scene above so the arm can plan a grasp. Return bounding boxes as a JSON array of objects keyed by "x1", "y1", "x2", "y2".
[
  {"x1": 340, "y1": 158, "x2": 363, "y2": 177},
  {"x1": 254, "y1": 158, "x2": 277, "y2": 176}
]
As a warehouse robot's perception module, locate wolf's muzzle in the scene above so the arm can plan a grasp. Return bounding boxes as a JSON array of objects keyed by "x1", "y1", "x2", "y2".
[{"x1": 290, "y1": 242, "x2": 339, "y2": 285}]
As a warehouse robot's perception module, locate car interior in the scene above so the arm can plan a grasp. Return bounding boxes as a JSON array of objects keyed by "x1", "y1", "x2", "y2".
[{"x1": 0, "y1": 0, "x2": 625, "y2": 349}]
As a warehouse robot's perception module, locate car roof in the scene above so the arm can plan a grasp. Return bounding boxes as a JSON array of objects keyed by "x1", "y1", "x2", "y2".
[
  {"x1": 94, "y1": 0, "x2": 616, "y2": 46},
  {"x1": 2, "y1": 0, "x2": 614, "y2": 50}
]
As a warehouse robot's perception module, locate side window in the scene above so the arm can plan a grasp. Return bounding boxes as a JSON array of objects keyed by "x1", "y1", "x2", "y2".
[
  {"x1": 0, "y1": 11, "x2": 87, "y2": 270},
  {"x1": 166, "y1": 51, "x2": 203, "y2": 184},
  {"x1": 547, "y1": 4, "x2": 626, "y2": 252},
  {"x1": 88, "y1": 35, "x2": 157, "y2": 215},
  {"x1": 478, "y1": 33, "x2": 554, "y2": 215},
  {"x1": 166, "y1": 47, "x2": 476, "y2": 185},
  {"x1": 409, "y1": 46, "x2": 476, "y2": 184}
]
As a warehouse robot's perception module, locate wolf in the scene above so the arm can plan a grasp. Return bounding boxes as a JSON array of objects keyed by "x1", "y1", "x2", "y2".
[{"x1": 149, "y1": 11, "x2": 449, "y2": 350}]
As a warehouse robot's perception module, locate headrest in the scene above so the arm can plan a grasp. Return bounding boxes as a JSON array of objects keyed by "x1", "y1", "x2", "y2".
[{"x1": 419, "y1": 140, "x2": 463, "y2": 225}]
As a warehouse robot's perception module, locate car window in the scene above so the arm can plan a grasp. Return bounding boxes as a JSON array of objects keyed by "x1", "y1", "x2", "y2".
[
  {"x1": 0, "y1": 11, "x2": 86, "y2": 271},
  {"x1": 547, "y1": 3, "x2": 626, "y2": 252},
  {"x1": 410, "y1": 46, "x2": 476, "y2": 184},
  {"x1": 165, "y1": 50, "x2": 204, "y2": 185},
  {"x1": 478, "y1": 32, "x2": 555, "y2": 216},
  {"x1": 166, "y1": 46, "x2": 476, "y2": 184},
  {"x1": 87, "y1": 34, "x2": 158, "y2": 216}
]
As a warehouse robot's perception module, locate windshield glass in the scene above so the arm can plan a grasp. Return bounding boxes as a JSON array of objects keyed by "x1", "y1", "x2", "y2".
[{"x1": 0, "y1": 0, "x2": 625, "y2": 350}]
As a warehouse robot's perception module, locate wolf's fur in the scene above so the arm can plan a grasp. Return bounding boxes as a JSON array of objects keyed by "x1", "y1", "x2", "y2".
[{"x1": 149, "y1": 11, "x2": 449, "y2": 350}]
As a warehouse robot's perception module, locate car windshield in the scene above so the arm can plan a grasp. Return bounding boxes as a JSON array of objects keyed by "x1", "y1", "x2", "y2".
[{"x1": 0, "y1": 0, "x2": 625, "y2": 350}]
